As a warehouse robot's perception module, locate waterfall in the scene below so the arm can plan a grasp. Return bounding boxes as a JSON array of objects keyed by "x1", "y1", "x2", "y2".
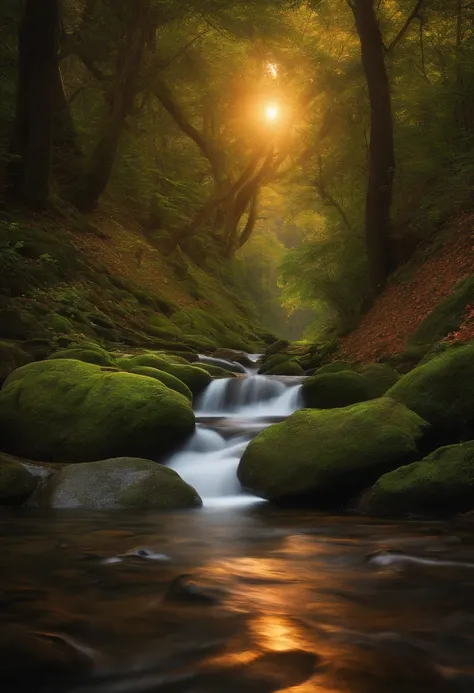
[{"x1": 167, "y1": 368, "x2": 304, "y2": 508}]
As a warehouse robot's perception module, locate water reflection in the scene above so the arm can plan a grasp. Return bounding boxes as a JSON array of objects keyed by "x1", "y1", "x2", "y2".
[{"x1": 0, "y1": 507, "x2": 473, "y2": 691}]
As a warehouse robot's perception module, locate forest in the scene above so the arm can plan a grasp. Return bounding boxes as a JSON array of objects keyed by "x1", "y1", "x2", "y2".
[{"x1": 2, "y1": 0, "x2": 473, "y2": 341}]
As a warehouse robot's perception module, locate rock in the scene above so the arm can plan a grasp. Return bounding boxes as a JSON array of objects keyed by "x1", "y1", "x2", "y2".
[
  {"x1": 119, "y1": 354, "x2": 211, "y2": 395},
  {"x1": 315, "y1": 361, "x2": 354, "y2": 375},
  {"x1": 0, "y1": 359, "x2": 195, "y2": 462},
  {"x1": 359, "y1": 441, "x2": 474, "y2": 517},
  {"x1": 0, "y1": 339, "x2": 32, "y2": 385},
  {"x1": 359, "y1": 363, "x2": 400, "y2": 397},
  {"x1": 238, "y1": 398, "x2": 429, "y2": 506},
  {"x1": 164, "y1": 573, "x2": 225, "y2": 604},
  {"x1": 196, "y1": 363, "x2": 237, "y2": 378},
  {"x1": 301, "y1": 371, "x2": 375, "y2": 409},
  {"x1": 213, "y1": 348, "x2": 254, "y2": 367},
  {"x1": 387, "y1": 343, "x2": 474, "y2": 442},
  {"x1": 129, "y1": 366, "x2": 193, "y2": 401},
  {"x1": 0, "y1": 456, "x2": 37, "y2": 505},
  {"x1": 21, "y1": 337, "x2": 55, "y2": 360},
  {"x1": 49, "y1": 347, "x2": 115, "y2": 367},
  {"x1": 265, "y1": 360, "x2": 305, "y2": 376},
  {"x1": 265, "y1": 339, "x2": 290, "y2": 356},
  {"x1": 258, "y1": 353, "x2": 291, "y2": 374},
  {"x1": 33, "y1": 457, "x2": 202, "y2": 509}
]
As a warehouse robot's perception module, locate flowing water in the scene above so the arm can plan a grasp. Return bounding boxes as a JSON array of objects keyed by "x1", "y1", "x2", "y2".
[{"x1": 1, "y1": 362, "x2": 474, "y2": 692}]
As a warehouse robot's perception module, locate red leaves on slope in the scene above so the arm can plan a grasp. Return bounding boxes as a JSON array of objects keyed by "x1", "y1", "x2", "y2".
[{"x1": 336, "y1": 216, "x2": 474, "y2": 362}]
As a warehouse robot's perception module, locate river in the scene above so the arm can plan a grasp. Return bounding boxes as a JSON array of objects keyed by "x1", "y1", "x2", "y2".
[{"x1": 1, "y1": 359, "x2": 474, "y2": 692}]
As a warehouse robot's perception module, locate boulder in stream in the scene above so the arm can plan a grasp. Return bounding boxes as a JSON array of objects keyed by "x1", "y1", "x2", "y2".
[
  {"x1": 0, "y1": 360, "x2": 195, "y2": 462},
  {"x1": 32, "y1": 457, "x2": 202, "y2": 509},
  {"x1": 0, "y1": 454, "x2": 37, "y2": 505},
  {"x1": 238, "y1": 397, "x2": 429, "y2": 506},
  {"x1": 302, "y1": 370, "x2": 375, "y2": 408},
  {"x1": 359, "y1": 440, "x2": 474, "y2": 517}
]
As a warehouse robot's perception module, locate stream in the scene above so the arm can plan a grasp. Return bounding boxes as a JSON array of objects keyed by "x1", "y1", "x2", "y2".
[{"x1": 1, "y1": 359, "x2": 474, "y2": 692}]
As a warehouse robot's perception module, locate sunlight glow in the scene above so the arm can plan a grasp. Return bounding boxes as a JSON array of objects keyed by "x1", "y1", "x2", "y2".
[
  {"x1": 265, "y1": 103, "x2": 279, "y2": 121},
  {"x1": 267, "y1": 62, "x2": 279, "y2": 79}
]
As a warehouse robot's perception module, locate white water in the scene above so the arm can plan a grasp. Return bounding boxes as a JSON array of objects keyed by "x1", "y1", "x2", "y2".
[{"x1": 168, "y1": 373, "x2": 303, "y2": 508}]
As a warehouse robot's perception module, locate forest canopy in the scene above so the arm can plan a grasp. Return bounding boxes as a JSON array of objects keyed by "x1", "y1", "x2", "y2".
[{"x1": 1, "y1": 0, "x2": 473, "y2": 339}]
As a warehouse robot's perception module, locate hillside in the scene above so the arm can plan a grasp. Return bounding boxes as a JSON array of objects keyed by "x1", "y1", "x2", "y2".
[
  {"x1": 336, "y1": 213, "x2": 474, "y2": 364},
  {"x1": 0, "y1": 203, "x2": 274, "y2": 357}
]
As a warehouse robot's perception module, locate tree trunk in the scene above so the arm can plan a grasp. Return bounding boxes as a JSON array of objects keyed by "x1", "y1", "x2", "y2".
[
  {"x1": 6, "y1": 0, "x2": 59, "y2": 206},
  {"x1": 72, "y1": 6, "x2": 150, "y2": 212},
  {"x1": 352, "y1": 0, "x2": 395, "y2": 292},
  {"x1": 52, "y1": 65, "x2": 82, "y2": 188}
]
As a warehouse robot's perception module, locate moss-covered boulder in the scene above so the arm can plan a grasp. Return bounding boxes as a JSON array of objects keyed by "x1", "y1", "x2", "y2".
[
  {"x1": 0, "y1": 340, "x2": 32, "y2": 385},
  {"x1": 49, "y1": 347, "x2": 115, "y2": 367},
  {"x1": 129, "y1": 366, "x2": 193, "y2": 401},
  {"x1": 213, "y1": 349, "x2": 254, "y2": 367},
  {"x1": 266, "y1": 360, "x2": 305, "y2": 376},
  {"x1": 302, "y1": 371, "x2": 375, "y2": 409},
  {"x1": 387, "y1": 343, "x2": 474, "y2": 441},
  {"x1": 359, "y1": 363, "x2": 400, "y2": 397},
  {"x1": 316, "y1": 361, "x2": 354, "y2": 375},
  {"x1": 0, "y1": 360, "x2": 195, "y2": 462},
  {"x1": 238, "y1": 398, "x2": 429, "y2": 506},
  {"x1": 195, "y1": 363, "x2": 236, "y2": 378},
  {"x1": 258, "y1": 353, "x2": 290, "y2": 375},
  {"x1": 33, "y1": 457, "x2": 202, "y2": 509},
  {"x1": 265, "y1": 339, "x2": 290, "y2": 356},
  {"x1": 0, "y1": 455, "x2": 37, "y2": 505},
  {"x1": 119, "y1": 354, "x2": 211, "y2": 395},
  {"x1": 359, "y1": 441, "x2": 474, "y2": 517}
]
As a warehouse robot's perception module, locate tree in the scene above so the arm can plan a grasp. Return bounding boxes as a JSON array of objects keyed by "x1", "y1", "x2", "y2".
[{"x1": 6, "y1": 0, "x2": 60, "y2": 206}]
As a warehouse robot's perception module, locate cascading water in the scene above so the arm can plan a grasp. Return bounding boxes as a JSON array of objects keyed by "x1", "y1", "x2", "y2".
[{"x1": 168, "y1": 369, "x2": 303, "y2": 508}]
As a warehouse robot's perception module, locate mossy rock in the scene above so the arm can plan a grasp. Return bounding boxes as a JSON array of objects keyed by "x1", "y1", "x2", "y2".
[
  {"x1": 129, "y1": 366, "x2": 193, "y2": 401},
  {"x1": 33, "y1": 457, "x2": 201, "y2": 509},
  {"x1": 195, "y1": 363, "x2": 236, "y2": 378},
  {"x1": 407, "y1": 275, "x2": 474, "y2": 348},
  {"x1": 359, "y1": 441, "x2": 474, "y2": 517},
  {"x1": 0, "y1": 360, "x2": 195, "y2": 462},
  {"x1": 0, "y1": 340, "x2": 32, "y2": 385},
  {"x1": 359, "y1": 363, "x2": 400, "y2": 397},
  {"x1": 265, "y1": 339, "x2": 291, "y2": 356},
  {"x1": 266, "y1": 360, "x2": 305, "y2": 376},
  {"x1": 316, "y1": 361, "x2": 355, "y2": 375},
  {"x1": 44, "y1": 313, "x2": 73, "y2": 334},
  {"x1": 258, "y1": 353, "x2": 291, "y2": 375},
  {"x1": 238, "y1": 398, "x2": 429, "y2": 506},
  {"x1": 119, "y1": 354, "x2": 211, "y2": 395},
  {"x1": 0, "y1": 456, "x2": 37, "y2": 505},
  {"x1": 387, "y1": 343, "x2": 474, "y2": 442},
  {"x1": 302, "y1": 371, "x2": 375, "y2": 409},
  {"x1": 213, "y1": 349, "x2": 254, "y2": 367},
  {"x1": 49, "y1": 348, "x2": 115, "y2": 367}
]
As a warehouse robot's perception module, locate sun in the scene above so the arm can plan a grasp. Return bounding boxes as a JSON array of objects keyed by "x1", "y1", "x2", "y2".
[{"x1": 265, "y1": 103, "x2": 279, "y2": 121}]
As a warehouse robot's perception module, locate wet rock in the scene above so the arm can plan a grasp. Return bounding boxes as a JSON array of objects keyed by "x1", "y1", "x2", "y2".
[
  {"x1": 213, "y1": 349, "x2": 254, "y2": 367},
  {"x1": 0, "y1": 359, "x2": 195, "y2": 462},
  {"x1": 0, "y1": 455, "x2": 37, "y2": 505},
  {"x1": 164, "y1": 574, "x2": 226, "y2": 605},
  {"x1": 238, "y1": 398, "x2": 429, "y2": 506},
  {"x1": 32, "y1": 457, "x2": 202, "y2": 510}
]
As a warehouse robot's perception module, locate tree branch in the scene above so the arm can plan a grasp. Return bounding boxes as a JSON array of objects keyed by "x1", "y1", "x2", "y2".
[{"x1": 386, "y1": 0, "x2": 425, "y2": 53}]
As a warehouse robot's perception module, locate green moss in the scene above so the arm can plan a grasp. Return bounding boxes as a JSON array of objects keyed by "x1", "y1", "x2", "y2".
[
  {"x1": 316, "y1": 361, "x2": 355, "y2": 375},
  {"x1": 119, "y1": 354, "x2": 211, "y2": 394},
  {"x1": 265, "y1": 339, "x2": 291, "y2": 356},
  {"x1": 35, "y1": 457, "x2": 202, "y2": 509},
  {"x1": 0, "y1": 340, "x2": 32, "y2": 384},
  {"x1": 0, "y1": 360, "x2": 195, "y2": 462},
  {"x1": 49, "y1": 348, "x2": 115, "y2": 367},
  {"x1": 359, "y1": 363, "x2": 400, "y2": 397},
  {"x1": 258, "y1": 353, "x2": 291, "y2": 374},
  {"x1": 195, "y1": 363, "x2": 236, "y2": 378},
  {"x1": 388, "y1": 343, "x2": 474, "y2": 440},
  {"x1": 0, "y1": 456, "x2": 37, "y2": 505},
  {"x1": 360, "y1": 441, "x2": 474, "y2": 517},
  {"x1": 266, "y1": 360, "x2": 305, "y2": 376},
  {"x1": 302, "y1": 371, "x2": 375, "y2": 409},
  {"x1": 238, "y1": 398, "x2": 429, "y2": 505},
  {"x1": 44, "y1": 313, "x2": 73, "y2": 334},
  {"x1": 129, "y1": 366, "x2": 193, "y2": 401}
]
